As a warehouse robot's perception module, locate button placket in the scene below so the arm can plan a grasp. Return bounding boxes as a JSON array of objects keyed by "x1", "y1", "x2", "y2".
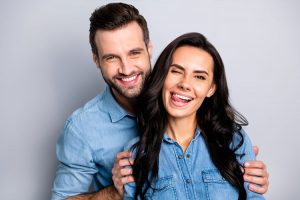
[{"x1": 174, "y1": 144, "x2": 194, "y2": 199}]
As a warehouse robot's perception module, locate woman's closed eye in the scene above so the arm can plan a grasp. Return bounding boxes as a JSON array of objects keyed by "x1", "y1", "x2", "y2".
[{"x1": 171, "y1": 69, "x2": 183, "y2": 74}]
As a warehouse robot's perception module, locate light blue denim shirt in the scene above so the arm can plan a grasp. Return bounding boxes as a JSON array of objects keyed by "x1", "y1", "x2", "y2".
[
  {"x1": 124, "y1": 128, "x2": 264, "y2": 200},
  {"x1": 52, "y1": 86, "x2": 139, "y2": 200}
]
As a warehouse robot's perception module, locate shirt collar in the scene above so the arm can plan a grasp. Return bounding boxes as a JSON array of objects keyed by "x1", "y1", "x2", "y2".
[
  {"x1": 163, "y1": 127, "x2": 202, "y2": 144},
  {"x1": 101, "y1": 86, "x2": 134, "y2": 123}
]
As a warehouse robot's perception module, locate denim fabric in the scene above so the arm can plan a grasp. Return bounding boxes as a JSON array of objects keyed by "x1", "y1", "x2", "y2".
[
  {"x1": 52, "y1": 86, "x2": 138, "y2": 200},
  {"x1": 124, "y1": 128, "x2": 265, "y2": 200}
]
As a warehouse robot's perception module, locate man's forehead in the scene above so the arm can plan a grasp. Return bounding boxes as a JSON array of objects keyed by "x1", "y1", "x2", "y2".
[
  {"x1": 95, "y1": 22, "x2": 144, "y2": 44},
  {"x1": 95, "y1": 22, "x2": 145, "y2": 51}
]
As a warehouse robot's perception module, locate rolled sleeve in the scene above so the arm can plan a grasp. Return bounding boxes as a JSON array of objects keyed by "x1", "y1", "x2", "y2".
[{"x1": 51, "y1": 119, "x2": 98, "y2": 200}]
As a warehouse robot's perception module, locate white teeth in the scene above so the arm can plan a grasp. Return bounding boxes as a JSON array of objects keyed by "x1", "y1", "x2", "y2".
[
  {"x1": 174, "y1": 93, "x2": 192, "y2": 101},
  {"x1": 121, "y1": 75, "x2": 137, "y2": 82}
]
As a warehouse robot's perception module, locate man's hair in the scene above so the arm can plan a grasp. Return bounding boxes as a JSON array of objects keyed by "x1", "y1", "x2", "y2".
[{"x1": 89, "y1": 3, "x2": 149, "y2": 56}]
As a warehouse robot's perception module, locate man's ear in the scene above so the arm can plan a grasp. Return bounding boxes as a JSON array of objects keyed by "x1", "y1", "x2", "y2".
[
  {"x1": 93, "y1": 54, "x2": 100, "y2": 68},
  {"x1": 206, "y1": 83, "x2": 216, "y2": 98},
  {"x1": 147, "y1": 40, "x2": 153, "y2": 58}
]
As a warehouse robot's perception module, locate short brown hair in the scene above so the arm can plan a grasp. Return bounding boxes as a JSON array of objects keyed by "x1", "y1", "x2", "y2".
[{"x1": 89, "y1": 3, "x2": 150, "y2": 56}]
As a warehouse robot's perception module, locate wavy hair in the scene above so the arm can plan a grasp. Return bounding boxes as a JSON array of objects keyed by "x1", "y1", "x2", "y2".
[{"x1": 132, "y1": 32, "x2": 248, "y2": 200}]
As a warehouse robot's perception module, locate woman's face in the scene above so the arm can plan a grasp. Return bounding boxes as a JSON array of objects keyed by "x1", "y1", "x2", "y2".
[{"x1": 162, "y1": 45, "x2": 216, "y2": 120}]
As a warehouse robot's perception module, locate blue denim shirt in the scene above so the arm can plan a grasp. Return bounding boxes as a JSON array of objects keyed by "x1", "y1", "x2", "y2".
[
  {"x1": 52, "y1": 86, "x2": 139, "y2": 200},
  {"x1": 124, "y1": 128, "x2": 264, "y2": 200}
]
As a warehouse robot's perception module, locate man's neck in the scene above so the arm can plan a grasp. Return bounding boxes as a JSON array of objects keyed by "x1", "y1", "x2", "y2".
[{"x1": 111, "y1": 89, "x2": 136, "y2": 115}]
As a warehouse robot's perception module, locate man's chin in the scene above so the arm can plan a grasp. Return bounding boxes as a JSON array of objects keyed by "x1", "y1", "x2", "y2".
[
  {"x1": 120, "y1": 90, "x2": 141, "y2": 99},
  {"x1": 113, "y1": 86, "x2": 141, "y2": 99}
]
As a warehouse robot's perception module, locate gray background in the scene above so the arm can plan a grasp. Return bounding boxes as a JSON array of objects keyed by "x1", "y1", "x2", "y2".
[{"x1": 0, "y1": 0, "x2": 299, "y2": 199}]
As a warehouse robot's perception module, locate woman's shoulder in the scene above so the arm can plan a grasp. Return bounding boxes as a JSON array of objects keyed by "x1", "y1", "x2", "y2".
[
  {"x1": 231, "y1": 128, "x2": 251, "y2": 146},
  {"x1": 231, "y1": 128, "x2": 256, "y2": 163}
]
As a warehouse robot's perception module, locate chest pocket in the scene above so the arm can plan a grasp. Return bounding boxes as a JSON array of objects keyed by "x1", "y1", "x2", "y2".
[
  {"x1": 145, "y1": 175, "x2": 177, "y2": 200},
  {"x1": 202, "y1": 169, "x2": 239, "y2": 200}
]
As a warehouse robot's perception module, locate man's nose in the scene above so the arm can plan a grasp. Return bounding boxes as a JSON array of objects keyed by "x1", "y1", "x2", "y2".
[{"x1": 118, "y1": 57, "x2": 133, "y2": 75}]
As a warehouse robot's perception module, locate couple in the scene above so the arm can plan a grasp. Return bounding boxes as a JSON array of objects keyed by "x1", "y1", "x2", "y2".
[{"x1": 52, "y1": 3, "x2": 269, "y2": 200}]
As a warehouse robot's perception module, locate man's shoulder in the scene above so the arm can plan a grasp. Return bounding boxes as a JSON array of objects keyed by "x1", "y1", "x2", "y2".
[
  {"x1": 64, "y1": 90, "x2": 112, "y2": 129},
  {"x1": 69, "y1": 94, "x2": 103, "y2": 120}
]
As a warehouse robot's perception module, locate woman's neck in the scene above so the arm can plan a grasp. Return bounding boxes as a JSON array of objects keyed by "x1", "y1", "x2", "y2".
[{"x1": 165, "y1": 115, "x2": 197, "y2": 152}]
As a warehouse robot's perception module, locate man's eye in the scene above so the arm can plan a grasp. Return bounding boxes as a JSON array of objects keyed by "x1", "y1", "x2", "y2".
[
  {"x1": 106, "y1": 56, "x2": 116, "y2": 61},
  {"x1": 195, "y1": 75, "x2": 206, "y2": 80},
  {"x1": 131, "y1": 51, "x2": 141, "y2": 56}
]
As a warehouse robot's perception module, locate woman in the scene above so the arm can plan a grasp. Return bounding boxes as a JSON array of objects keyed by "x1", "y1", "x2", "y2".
[{"x1": 124, "y1": 32, "x2": 264, "y2": 200}]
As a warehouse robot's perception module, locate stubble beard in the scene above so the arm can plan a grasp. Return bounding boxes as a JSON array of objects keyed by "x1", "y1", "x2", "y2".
[{"x1": 103, "y1": 68, "x2": 151, "y2": 99}]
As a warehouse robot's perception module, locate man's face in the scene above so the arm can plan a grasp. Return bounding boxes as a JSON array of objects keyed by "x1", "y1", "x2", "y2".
[{"x1": 93, "y1": 21, "x2": 152, "y2": 101}]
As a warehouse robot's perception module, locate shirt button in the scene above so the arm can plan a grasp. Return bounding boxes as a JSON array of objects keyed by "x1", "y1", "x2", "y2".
[
  {"x1": 186, "y1": 154, "x2": 190, "y2": 158},
  {"x1": 186, "y1": 179, "x2": 191, "y2": 183},
  {"x1": 178, "y1": 155, "x2": 183, "y2": 159}
]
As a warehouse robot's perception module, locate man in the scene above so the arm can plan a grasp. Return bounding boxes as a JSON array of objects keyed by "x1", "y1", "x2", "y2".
[{"x1": 52, "y1": 3, "x2": 269, "y2": 200}]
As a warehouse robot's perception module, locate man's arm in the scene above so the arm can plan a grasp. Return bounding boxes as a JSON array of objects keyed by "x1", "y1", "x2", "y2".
[
  {"x1": 52, "y1": 123, "x2": 94, "y2": 199},
  {"x1": 67, "y1": 186, "x2": 121, "y2": 200},
  {"x1": 243, "y1": 146, "x2": 269, "y2": 194},
  {"x1": 67, "y1": 152, "x2": 133, "y2": 200}
]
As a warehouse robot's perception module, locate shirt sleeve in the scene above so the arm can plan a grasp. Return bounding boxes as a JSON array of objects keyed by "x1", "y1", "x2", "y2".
[
  {"x1": 51, "y1": 119, "x2": 98, "y2": 200},
  {"x1": 232, "y1": 128, "x2": 265, "y2": 200}
]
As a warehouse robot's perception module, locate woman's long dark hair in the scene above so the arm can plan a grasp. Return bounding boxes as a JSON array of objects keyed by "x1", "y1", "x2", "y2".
[{"x1": 132, "y1": 32, "x2": 248, "y2": 200}]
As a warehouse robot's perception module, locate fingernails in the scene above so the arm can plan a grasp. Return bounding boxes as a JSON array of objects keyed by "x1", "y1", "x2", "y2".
[
  {"x1": 249, "y1": 184, "x2": 257, "y2": 190},
  {"x1": 244, "y1": 162, "x2": 250, "y2": 167}
]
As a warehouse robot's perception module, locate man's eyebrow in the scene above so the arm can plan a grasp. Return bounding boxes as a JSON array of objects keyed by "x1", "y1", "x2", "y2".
[
  {"x1": 170, "y1": 64, "x2": 208, "y2": 75},
  {"x1": 194, "y1": 70, "x2": 208, "y2": 75},
  {"x1": 130, "y1": 47, "x2": 144, "y2": 52}
]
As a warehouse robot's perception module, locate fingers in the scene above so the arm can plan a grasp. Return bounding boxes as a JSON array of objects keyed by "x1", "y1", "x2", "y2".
[
  {"x1": 116, "y1": 151, "x2": 131, "y2": 161},
  {"x1": 118, "y1": 175, "x2": 134, "y2": 184},
  {"x1": 244, "y1": 160, "x2": 265, "y2": 169},
  {"x1": 114, "y1": 158, "x2": 134, "y2": 169},
  {"x1": 112, "y1": 151, "x2": 135, "y2": 196},
  {"x1": 252, "y1": 145, "x2": 259, "y2": 156},
  {"x1": 243, "y1": 160, "x2": 269, "y2": 194},
  {"x1": 244, "y1": 160, "x2": 268, "y2": 180},
  {"x1": 112, "y1": 167, "x2": 133, "y2": 177},
  {"x1": 112, "y1": 167, "x2": 134, "y2": 196},
  {"x1": 248, "y1": 183, "x2": 268, "y2": 194},
  {"x1": 244, "y1": 174, "x2": 267, "y2": 185}
]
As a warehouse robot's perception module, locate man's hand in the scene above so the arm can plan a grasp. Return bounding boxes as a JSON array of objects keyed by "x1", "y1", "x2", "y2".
[
  {"x1": 112, "y1": 151, "x2": 135, "y2": 196},
  {"x1": 243, "y1": 146, "x2": 269, "y2": 194}
]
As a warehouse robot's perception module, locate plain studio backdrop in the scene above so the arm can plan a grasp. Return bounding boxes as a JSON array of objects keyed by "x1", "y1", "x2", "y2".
[{"x1": 0, "y1": 0, "x2": 299, "y2": 199}]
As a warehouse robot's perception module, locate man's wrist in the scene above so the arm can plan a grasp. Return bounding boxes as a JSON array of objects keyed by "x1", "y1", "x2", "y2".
[{"x1": 110, "y1": 186, "x2": 122, "y2": 200}]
